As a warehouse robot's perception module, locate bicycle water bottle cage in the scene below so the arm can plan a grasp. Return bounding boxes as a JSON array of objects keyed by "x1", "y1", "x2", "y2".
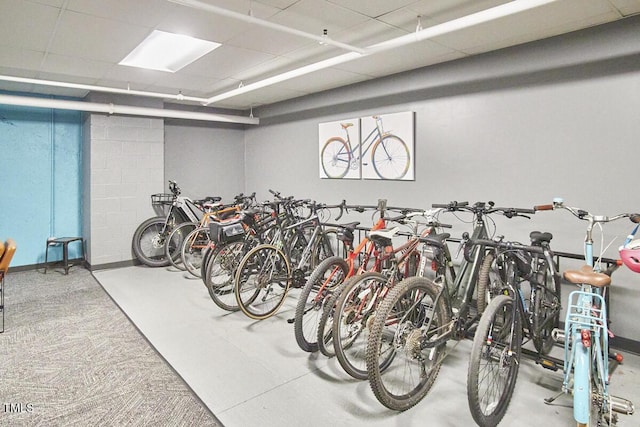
[{"x1": 529, "y1": 231, "x2": 553, "y2": 245}]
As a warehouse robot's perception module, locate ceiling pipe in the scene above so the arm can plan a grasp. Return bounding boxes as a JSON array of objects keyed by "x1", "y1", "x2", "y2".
[
  {"x1": 167, "y1": 0, "x2": 366, "y2": 54},
  {"x1": 204, "y1": 0, "x2": 557, "y2": 105},
  {"x1": 0, "y1": 94, "x2": 259, "y2": 125},
  {"x1": 0, "y1": 75, "x2": 209, "y2": 104}
]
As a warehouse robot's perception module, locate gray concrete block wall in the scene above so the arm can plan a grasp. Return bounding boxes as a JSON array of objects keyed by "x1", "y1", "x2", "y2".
[{"x1": 85, "y1": 114, "x2": 164, "y2": 266}]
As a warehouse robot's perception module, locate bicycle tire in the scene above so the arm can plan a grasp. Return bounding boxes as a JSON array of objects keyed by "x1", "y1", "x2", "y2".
[
  {"x1": 366, "y1": 276, "x2": 449, "y2": 410},
  {"x1": 132, "y1": 216, "x2": 173, "y2": 267},
  {"x1": 294, "y1": 256, "x2": 349, "y2": 352},
  {"x1": 532, "y1": 257, "x2": 560, "y2": 355},
  {"x1": 206, "y1": 240, "x2": 245, "y2": 312},
  {"x1": 371, "y1": 134, "x2": 410, "y2": 180},
  {"x1": 320, "y1": 137, "x2": 351, "y2": 179},
  {"x1": 316, "y1": 277, "x2": 354, "y2": 358},
  {"x1": 181, "y1": 226, "x2": 211, "y2": 278},
  {"x1": 235, "y1": 244, "x2": 291, "y2": 320},
  {"x1": 467, "y1": 294, "x2": 522, "y2": 427},
  {"x1": 333, "y1": 272, "x2": 391, "y2": 380},
  {"x1": 166, "y1": 222, "x2": 197, "y2": 271}
]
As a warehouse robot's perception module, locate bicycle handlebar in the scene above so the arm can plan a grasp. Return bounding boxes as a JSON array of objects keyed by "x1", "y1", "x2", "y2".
[
  {"x1": 433, "y1": 201, "x2": 534, "y2": 218},
  {"x1": 535, "y1": 199, "x2": 640, "y2": 224}
]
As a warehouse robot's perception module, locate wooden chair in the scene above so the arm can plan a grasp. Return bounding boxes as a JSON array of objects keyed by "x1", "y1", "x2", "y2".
[{"x1": 0, "y1": 238, "x2": 17, "y2": 333}]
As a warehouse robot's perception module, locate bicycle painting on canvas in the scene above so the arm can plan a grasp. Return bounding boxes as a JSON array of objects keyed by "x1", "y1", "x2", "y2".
[{"x1": 319, "y1": 111, "x2": 415, "y2": 181}]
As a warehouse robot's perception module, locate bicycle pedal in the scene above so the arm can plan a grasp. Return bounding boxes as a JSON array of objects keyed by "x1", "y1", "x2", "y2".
[{"x1": 536, "y1": 357, "x2": 559, "y2": 371}]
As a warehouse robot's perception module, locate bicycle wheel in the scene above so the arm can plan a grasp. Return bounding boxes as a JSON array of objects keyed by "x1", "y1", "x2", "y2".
[
  {"x1": 371, "y1": 135, "x2": 410, "y2": 180},
  {"x1": 205, "y1": 241, "x2": 245, "y2": 312},
  {"x1": 366, "y1": 276, "x2": 449, "y2": 411},
  {"x1": 316, "y1": 277, "x2": 354, "y2": 358},
  {"x1": 294, "y1": 256, "x2": 349, "y2": 352},
  {"x1": 235, "y1": 244, "x2": 291, "y2": 320},
  {"x1": 181, "y1": 226, "x2": 211, "y2": 278},
  {"x1": 165, "y1": 222, "x2": 197, "y2": 271},
  {"x1": 467, "y1": 294, "x2": 522, "y2": 427},
  {"x1": 476, "y1": 253, "x2": 513, "y2": 314},
  {"x1": 132, "y1": 216, "x2": 173, "y2": 267},
  {"x1": 333, "y1": 272, "x2": 391, "y2": 379},
  {"x1": 532, "y1": 257, "x2": 560, "y2": 355},
  {"x1": 320, "y1": 137, "x2": 351, "y2": 178}
]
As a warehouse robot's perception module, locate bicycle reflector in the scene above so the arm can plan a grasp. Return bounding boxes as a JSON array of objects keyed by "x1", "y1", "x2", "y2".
[{"x1": 581, "y1": 329, "x2": 592, "y2": 348}]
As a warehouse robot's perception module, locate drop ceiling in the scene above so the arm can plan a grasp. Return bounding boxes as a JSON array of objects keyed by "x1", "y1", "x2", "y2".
[{"x1": 0, "y1": 0, "x2": 639, "y2": 111}]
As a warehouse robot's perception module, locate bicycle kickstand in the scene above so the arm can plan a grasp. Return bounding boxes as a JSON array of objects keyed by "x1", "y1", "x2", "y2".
[{"x1": 544, "y1": 391, "x2": 565, "y2": 406}]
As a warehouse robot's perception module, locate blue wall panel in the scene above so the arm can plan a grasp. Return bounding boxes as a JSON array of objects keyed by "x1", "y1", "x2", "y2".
[{"x1": 0, "y1": 100, "x2": 82, "y2": 267}]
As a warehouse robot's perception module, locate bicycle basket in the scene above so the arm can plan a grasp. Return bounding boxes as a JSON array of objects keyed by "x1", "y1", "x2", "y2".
[
  {"x1": 151, "y1": 193, "x2": 174, "y2": 216},
  {"x1": 210, "y1": 220, "x2": 245, "y2": 244}
]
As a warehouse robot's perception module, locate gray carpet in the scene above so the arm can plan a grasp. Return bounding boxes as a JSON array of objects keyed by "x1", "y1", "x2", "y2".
[{"x1": 0, "y1": 268, "x2": 221, "y2": 426}]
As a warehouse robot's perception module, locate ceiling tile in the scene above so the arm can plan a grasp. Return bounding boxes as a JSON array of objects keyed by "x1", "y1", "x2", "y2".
[
  {"x1": 609, "y1": 0, "x2": 640, "y2": 15},
  {"x1": 65, "y1": 0, "x2": 172, "y2": 27},
  {"x1": 183, "y1": 45, "x2": 276, "y2": 80},
  {"x1": 327, "y1": 0, "x2": 418, "y2": 18},
  {"x1": 40, "y1": 53, "x2": 112, "y2": 80},
  {"x1": 48, "y1": 10, "x2": 149, "y2": 62},
  {"x1": 0, "y1": 1, "x2": 61, "y2": 51},
  {"x1": 0, "y1": 47, "x2": 45, "y2": 71}
]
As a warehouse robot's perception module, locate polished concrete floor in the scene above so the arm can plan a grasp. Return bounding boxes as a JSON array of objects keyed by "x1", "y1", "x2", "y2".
[{"x1": 94, "y1": 266, "x2": 640, "y2": 427}]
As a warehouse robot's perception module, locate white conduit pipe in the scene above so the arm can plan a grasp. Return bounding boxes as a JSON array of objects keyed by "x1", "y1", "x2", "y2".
[
  {"x1": 167, "y1": 0, "x2": 366, "y2": 54},
  {"x1": 0, "y1": 75, "x2": 209, "y2": 104},
  {"x1": 0, "y1": 94, "x2": 259, "y2": 125},
  {"x1": 204, "y1": 0, "x2": 557, "y2": 105}
]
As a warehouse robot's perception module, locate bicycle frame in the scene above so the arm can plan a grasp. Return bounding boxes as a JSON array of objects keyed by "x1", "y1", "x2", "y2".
[{"x1": 341, "y1": 116, "x2": 386, "y2": 164}]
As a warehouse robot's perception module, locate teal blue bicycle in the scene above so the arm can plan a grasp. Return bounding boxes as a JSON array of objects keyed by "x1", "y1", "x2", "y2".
[{"x1": 537, "y1": 199, "x2": 638, "y2": 427}]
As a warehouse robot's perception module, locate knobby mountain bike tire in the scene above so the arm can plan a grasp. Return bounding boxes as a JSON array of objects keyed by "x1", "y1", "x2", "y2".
[
  {"x1": 467, "y1": 294, "x2": 522, "y2": 427},
  {"x1": 366, "y1": 276, "x2": 448, "y2": 411},
  {"x1": 294, "y1": 256, "x2": 349, "y2": 352}
]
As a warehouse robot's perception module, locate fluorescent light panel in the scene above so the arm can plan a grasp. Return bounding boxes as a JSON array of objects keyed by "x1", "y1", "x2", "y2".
[{"x1": 120, "y1": 30, "x2": 220, "y2": 72}]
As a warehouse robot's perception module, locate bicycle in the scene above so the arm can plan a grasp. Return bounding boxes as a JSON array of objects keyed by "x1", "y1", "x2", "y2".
[
  {"x1": 180, "y1": 195, "x2": 258, "y2": 278},
  {"x1": 365, "y1": 201, "x2": 535, "y2": 411},
  {"x1": 313, "y1": 202, "x2": 430, "y2": 358},
  {"x1": 320, "y1": 115, "x2": 410, "y2": 180},
  {"x1": 293, "y1": 203, "x2": 386, "y2": 353},
  {"x1": 131, "y1": 180, "x2": 220, "y2": 267},
  {"x1": 233, "y1": 198, "x2": 342, "y2": 320},
  {"x1": 536, "y1": 199, "x2": 638, "y2": 427},
  {"x1": 330, "y1": 210, "x2": 450, "y2": 380},
  {"x1": 466, "y1": 231, "x2": 562, "y2": 426}
]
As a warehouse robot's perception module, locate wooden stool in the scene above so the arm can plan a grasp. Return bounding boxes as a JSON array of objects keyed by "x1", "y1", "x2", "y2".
[{"x1": 45, "y1": 237, "x2": 84, "y2": 275}]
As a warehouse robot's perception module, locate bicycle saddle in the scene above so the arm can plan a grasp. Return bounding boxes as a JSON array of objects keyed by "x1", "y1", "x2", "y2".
[
  {"x1": 369, "y1": 227, "x2": 399, "y2": 246},
  {"x1": 563, "y1": 265, "x2": 611, "y2": 288},
  {"x1": 418, "y1": 233, "x2": 451, "y2": 249},
  {"x1": 530, "y1": 231, "x2": 553, "y2": 245}
]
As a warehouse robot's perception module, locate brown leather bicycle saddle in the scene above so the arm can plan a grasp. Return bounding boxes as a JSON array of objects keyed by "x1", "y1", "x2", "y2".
[{"x1": 563, "y1": 265, "x2": 611, "y2": 288}]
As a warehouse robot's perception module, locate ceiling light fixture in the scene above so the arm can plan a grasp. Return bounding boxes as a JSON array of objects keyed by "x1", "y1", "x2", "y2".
[{"x1": 119, "y1": 30, "x2": 221, "y2": 72}]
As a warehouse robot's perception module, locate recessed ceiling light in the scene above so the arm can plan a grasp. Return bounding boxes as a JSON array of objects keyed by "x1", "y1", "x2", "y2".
[{"x1": 119, "y1": 30, "x2": 220, "y2": 72}]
